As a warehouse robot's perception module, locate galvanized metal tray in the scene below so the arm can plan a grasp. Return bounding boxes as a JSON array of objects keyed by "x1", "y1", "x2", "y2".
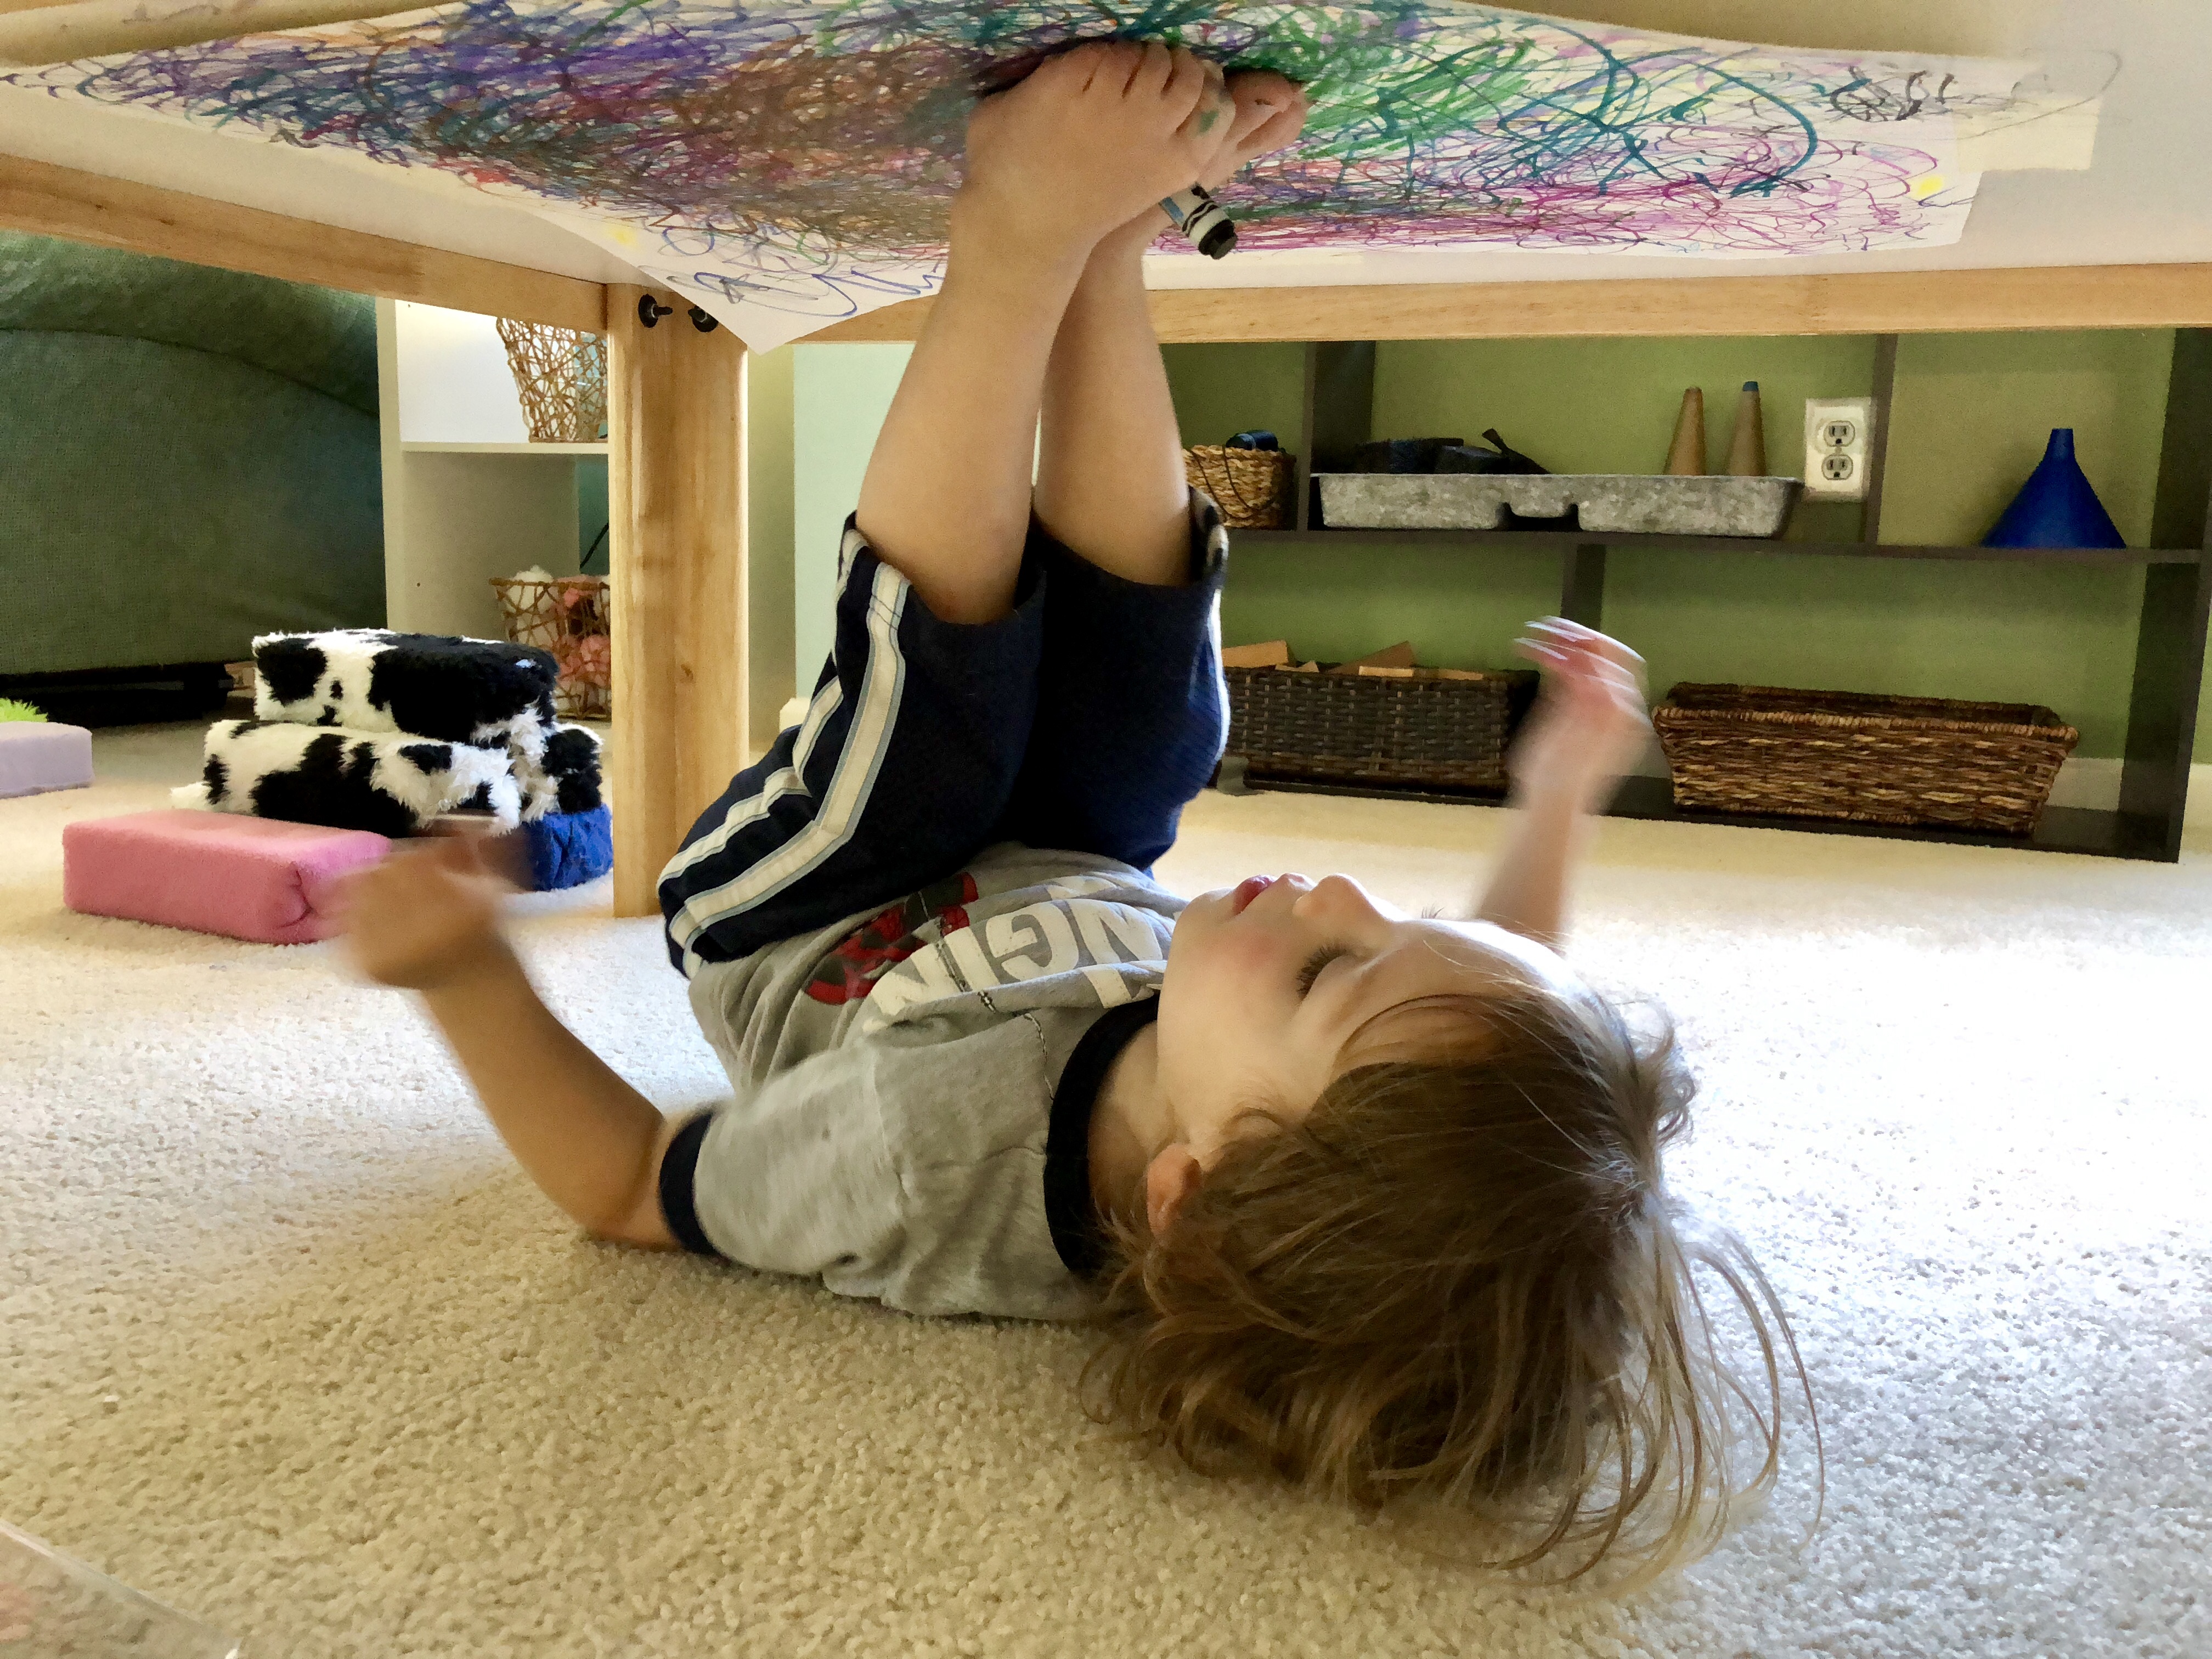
[{"x1": 1316, "y1": 473, "x2": 1803, "y2": 537}]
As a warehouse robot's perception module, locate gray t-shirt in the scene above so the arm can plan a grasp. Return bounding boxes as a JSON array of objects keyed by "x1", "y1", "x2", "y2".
[{"x1": 679, "y1": 842, "x2": 1184, "y2": 1320}]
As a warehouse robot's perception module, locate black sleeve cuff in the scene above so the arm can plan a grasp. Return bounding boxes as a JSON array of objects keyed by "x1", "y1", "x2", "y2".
[{"x1": 658, "y1": 1110, "x2": 725, "y2": 1259}]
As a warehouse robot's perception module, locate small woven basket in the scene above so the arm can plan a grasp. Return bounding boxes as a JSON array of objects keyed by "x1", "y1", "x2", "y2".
[
  {"x1": 1223, "y1": 665, "x2": 1539, "y2": 792},
  {"x1": 1652, "y1": 683, "x2": 2079, "y2": 835},
  {"x1": 495, "y1": 320, "x2": 608, "y2": 444},
  {"x1": 1185, "y1": 445, "x2": 1296, "y2": 529},
  {"x1": 492, "y1": 575, "x2": 612, "y2": 718}
]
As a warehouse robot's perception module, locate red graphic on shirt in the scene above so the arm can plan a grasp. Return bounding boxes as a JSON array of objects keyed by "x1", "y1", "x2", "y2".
[{"x1": 805, "y1": 872, "x2": 979, "y2": 1005}]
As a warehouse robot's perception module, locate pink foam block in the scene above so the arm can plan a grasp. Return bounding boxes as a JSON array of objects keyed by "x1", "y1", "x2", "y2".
[
  {"x1": 0, "y1": 721, "x2": 94, "y2": 798},
  {"x1": 63, "y1": 809, "x2": 391, "y2": 944}
]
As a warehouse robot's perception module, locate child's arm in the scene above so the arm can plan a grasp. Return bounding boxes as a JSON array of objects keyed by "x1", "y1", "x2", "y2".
[
  {"x1": 1474, "y1": 620, "x2": 1651, "y2": 950},
  {"x1": 333, "y1": 837, "x2": 678, "y2": 1248},
  {"x1": 1029, "y1": 213, "x2": 1194, "y2": 586}
]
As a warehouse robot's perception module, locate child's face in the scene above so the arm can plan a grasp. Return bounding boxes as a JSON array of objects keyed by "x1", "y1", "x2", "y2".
[{"x1": 1157, "y1": 872, "x2": 1576, "y2": 1166}]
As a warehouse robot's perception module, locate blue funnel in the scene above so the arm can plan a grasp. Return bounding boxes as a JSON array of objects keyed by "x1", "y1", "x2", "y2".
[{"x1": 1983, "y1": 428, "x2": 2125, "y2": 549}]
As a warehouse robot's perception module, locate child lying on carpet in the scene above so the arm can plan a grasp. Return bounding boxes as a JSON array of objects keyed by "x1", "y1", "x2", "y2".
[{"x1": 338, "y1": 41, "x2": 1818, "y2": 1589}]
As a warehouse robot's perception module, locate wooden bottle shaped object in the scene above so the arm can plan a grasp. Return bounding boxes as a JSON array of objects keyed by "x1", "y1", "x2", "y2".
[
  {"x1": 1724, "y1": 381, "x2": 1767, "y2": 476},
  {"x1": 1664, "y1": 387, "x2": 1706, "y2": 476}
]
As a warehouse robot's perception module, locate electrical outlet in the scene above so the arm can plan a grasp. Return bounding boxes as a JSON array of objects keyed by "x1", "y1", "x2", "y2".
[{"x1": 1804, "y1": 397, "x2": 1876, "y2": 501}]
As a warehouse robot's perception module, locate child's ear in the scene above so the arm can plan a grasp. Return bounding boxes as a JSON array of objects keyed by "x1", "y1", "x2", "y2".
[{"x1": 1144, "y1": 1145, "x2": 1204, "y2": 1236}]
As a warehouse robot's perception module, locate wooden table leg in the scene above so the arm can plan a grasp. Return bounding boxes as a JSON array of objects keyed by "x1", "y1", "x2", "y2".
[{"x1": 607, "y1": 286, "x2": 748, "y2": 919}]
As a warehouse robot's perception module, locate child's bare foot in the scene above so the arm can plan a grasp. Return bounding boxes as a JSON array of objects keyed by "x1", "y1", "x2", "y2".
[
  {"x1": 1094, "y1": 68, "x2": 1311, "y2": 255},
  {"x1": 957, "y1": 41, "x2": 1229, "y2": 262},
  {"x1": 1198, "y1": 70, "x2": 1310, "y2": 192}
]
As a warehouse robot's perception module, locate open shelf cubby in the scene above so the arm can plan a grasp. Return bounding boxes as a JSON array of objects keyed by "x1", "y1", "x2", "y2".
[{"x1": 1222, "y1": 334, "x2": 2212, "y2": 863}]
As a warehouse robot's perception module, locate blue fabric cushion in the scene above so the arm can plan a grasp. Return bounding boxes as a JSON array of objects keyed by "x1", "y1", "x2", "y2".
[{"x1": 523, "y1": 805, "x2": 612, "y2": 891}]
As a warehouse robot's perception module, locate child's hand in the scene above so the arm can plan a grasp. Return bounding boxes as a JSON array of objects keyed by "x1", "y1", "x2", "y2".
[
  {"x1": 961, "y1": 41, "x2": 1227, "y2": 253},
  {"x1": 333, "y1": 834, "x2": 515, "y2": 991},
  {"x1": 1507, "y1": 618, "x2": 1653, "y2": 808}
]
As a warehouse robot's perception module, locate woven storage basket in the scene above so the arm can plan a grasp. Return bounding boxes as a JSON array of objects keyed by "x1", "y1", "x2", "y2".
[
  {"x1": 1652, "y1": 683, "x2": 2079, "y2": 835},
  {"x1": 1224, "y1": 665, "x2": 1539, "y2": 792},
  {"x1": 1185, "y1": 445, "x2": 1296, "y2": 528},
  {"x1": 491, "y1": 575, "x2": 611, "y2": 719},
  {"x1": 495, "y1": 319, "x2": 608, "y2": 444}
]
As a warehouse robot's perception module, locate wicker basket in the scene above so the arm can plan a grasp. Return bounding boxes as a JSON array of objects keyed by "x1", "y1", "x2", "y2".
[
  {"x1": 1652, "y1": 683, "x2": 2079, "y2": 835},
  {"x1": 1186, "y1": 445, "x2": 1296, "y2": 528},
  {"x1": 491, "y1": 575, "x2": 611, "y2": 718},
  {"x1": 1224, "y1": 664, "x2": 1539, "y2": 793},
  {"x1": 495, "y1": 319, "x2": 608, "y2": 444}
]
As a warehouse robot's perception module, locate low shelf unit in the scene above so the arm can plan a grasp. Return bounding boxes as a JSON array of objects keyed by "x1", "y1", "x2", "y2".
[{"x1": 1218, "y1": 333, "x2": 2212, "y2": 863}]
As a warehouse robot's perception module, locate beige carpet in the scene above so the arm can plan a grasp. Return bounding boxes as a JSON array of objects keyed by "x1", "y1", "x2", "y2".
[{"x1": 3, "y1": 723, "x2": 2208, "y2": 1658}]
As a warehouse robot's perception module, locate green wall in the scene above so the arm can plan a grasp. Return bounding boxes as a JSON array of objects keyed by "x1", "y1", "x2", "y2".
[
  {"x1": 1165, "y1": 331, "x2": 2206, "y2": 763},
  {"x1": 791, "y1": 342, "x2": 912, "y2": 695}
]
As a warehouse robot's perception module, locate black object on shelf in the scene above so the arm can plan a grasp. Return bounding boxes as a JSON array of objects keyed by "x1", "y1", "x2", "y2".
[
  {"x1": 1479, "y1": 427, "x2": 1550, "y2": 475},
  {"x1": 1226, "y1": 430, "x2": 1280, "y2": 450},
  {"x1": 1436, "y1": 443, "x2": 1514, "y2": 474},
  {"x1": 1350, "y1": 437, "x2": 1464, "y2": 473}
]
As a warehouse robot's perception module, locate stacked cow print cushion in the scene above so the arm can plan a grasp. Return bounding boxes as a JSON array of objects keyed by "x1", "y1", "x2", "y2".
[{"x1": 173, "y1": 629, "x2": 605, "y2": 837}]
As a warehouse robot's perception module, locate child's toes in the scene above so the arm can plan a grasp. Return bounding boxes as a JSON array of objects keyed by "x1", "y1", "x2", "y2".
[
  {"x1": 1053, "y1": 38, "x2": 1138, "y2": 98},
  {"x1": 1194, "y1": 70, "x2": 1308, "y2": 187},
  {"x1": 1125, "y1": 39, "x2": 1180, "y2": 103},
  {"x1": 1173, "y1": 57, "x2": 1232, "y2": 145},
  {"x1": 1226, "y1": 70, "x2": 1306, "y2": 145}
]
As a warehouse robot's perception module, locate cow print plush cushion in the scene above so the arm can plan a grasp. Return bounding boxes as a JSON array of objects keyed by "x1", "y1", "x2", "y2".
[
  {"x1": 515, "y1": 723, "x2": 603, "y2": 821},
  {"x1": 253, "y1": 629, "x2": 559, "y2": 755},
  {"x1": 185, "y1": 630, "x2": 607, "y2": 837},
  {"x1": 177, "y1": 720, "x2": 522, "y2": 835}
]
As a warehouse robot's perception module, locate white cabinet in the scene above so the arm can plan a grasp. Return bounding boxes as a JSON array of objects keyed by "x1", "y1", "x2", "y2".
[{"x1": 375, "y1": 298, "x2": 600, "y2": 640}]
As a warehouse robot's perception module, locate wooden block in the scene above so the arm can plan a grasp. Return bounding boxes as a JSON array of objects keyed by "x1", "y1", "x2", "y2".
[
  {"x1": 1724, "y1": 381, "x2": 1768, "y2": 477},
  {"x1": 1432, "y1": 667, "x2": 1494, "y2": 681},
  {"x1": 1221, "y1": 639, "x2": 1293, "y2": 668},
  {"x1": 223, "y1": 658, "x2": 257, "y2": 714},
  {"x1": 1274, "y1": 661, "x2": 1322, "y2": 673},
  {"x1": 1355, "y1": 664, "x2": 1418, "y2": 678},
  {"x1": 1330, "y1": 640, "x2": 1417, "y2": 673},
  {"x1": 1664, "y1": 387, "x2": 1707, "y2": 477}
]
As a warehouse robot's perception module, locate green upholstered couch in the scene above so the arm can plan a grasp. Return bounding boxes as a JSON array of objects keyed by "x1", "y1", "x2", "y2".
[{"x1": 0, "y1": 232, "x2": 383, "y2": 722}]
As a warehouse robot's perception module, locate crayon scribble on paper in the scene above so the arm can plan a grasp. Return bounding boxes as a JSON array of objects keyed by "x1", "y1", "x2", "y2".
[{"x1": 13, "y1": 1, "x2": 2029, "y2": 346}]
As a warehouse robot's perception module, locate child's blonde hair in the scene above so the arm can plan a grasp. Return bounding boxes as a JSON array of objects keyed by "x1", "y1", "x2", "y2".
[{"x1": 1082, "y1": 974, "x2": 1821, "y2": 1590}]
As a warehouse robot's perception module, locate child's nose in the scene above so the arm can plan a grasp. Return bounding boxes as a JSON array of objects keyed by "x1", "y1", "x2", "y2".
[{"x1": 1293, "y1": 873, "x2": 1380, "y2": 922}]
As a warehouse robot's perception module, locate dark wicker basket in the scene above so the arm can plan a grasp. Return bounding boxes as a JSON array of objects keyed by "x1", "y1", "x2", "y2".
[
  {"x1": 1652, "y1": 682, "x2": 2079, "y2": 835},
  {"x1": 1223, "y1": 665, "x2": 1539, "y2": 792}
]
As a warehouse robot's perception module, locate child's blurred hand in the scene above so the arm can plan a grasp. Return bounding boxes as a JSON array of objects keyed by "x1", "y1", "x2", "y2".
[
  {"x1": 1507, "y1": 618, "x2": 1653, "y2": 808},
  {"x1": 334, "y1": 834, "x2": 515, "y2": 991}
]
